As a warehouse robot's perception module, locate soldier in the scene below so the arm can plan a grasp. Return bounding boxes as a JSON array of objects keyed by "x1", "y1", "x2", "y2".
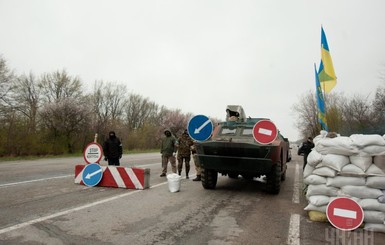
[
  {"x1": 191, "y1": 144, "x2": 201, "y2": 181},
  {"x1": 176, "y1": 129, "x2": 194, "y2": 179},
  {"x1": 160, "y1": 129, "x2": 177, "y2": 177},
  {"x1": 103, "y1": 131, "x2": 123, "y2": 166},
  {"x1": 299, "y1": 137, "x2": 315, "y2": 170}
]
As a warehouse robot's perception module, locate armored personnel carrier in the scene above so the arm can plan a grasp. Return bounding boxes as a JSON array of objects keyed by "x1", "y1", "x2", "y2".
[{"x1": 194, "y1": 105, "x2": 290, "y2": 194}]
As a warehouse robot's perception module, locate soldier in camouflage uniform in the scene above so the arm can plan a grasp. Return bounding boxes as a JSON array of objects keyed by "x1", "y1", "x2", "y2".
[
  {"x1": 160, "y1": 129, "x2": 177, "y2": 177},
  {"x1": 191, "y1": 144, "x2": 201, "y2": 181},
  {"x1": 176, "y1": 129, "x2": 194, "y2": 179}
]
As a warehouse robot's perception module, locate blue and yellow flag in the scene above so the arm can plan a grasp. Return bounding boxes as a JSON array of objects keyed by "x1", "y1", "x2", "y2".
[
  {"x1": 315, "y1": 63, "x2": 328, "y2": 131},
  {"x1": 318, "y1": 27, "x2": 337, "y2": 93}
]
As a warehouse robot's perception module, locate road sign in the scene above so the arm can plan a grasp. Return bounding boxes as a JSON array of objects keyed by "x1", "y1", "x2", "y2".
[
  {"x1": 82, "y1": 163, "x2": 103, "y2": 187},
  {"x1": 83, "y1": 142, "x2": 103, "y2": 164},
  {"x1": 187, "y1": 115, "x2": 213, "y2": 141},
  {"x1": 252, "y1": 120, "x2": 278, "y2": 144},
  {"x1": 326, "y1": 197, "x2": 364, "y2": 231}
]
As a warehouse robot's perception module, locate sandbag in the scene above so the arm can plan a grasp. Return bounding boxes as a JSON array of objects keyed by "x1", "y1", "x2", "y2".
[
  {"x1": 304, "y1": 175, "x2": 327, "y2": 185},
  {"x1": 339, "y1": 164, "x2": 365, "y2": 177},
  {"x1": 350, "y1": 155, "x2": 372, "y2": 172},
  {"x1": 308, "y1": 210, "x2": 328, "y2": 222},
  {"x1": 340, "y1": 185, "x2": 383, "y2": 199},
  {"x1": 326, "y1": 176, "x2": 365, "y2": 188},
  {"x1": 364, "y1": 210, "x2": 385, "y2": 224},
  {"x1": 361, "y1": 145, "x2": 385, "y2": 156},
  {"x1": 303, "y1": 164, "x2": 315, "y2": 179},
  {"x1": 317, "y1": 154, "x2": 350, "y2": 171},
  {"x1": 307, "y1": 150, "x2": 323, "y2": 167},
  {"x1": 312, "y1": 167, "x2": 337, "y2": 177},
  {"x1": 359, "y1": 198, "x2": 385, "y2": 212},
  {"x1": 315, "y1": 136, "x2": 359, "y2": 156},
  {"x1": 364, "y1": 223, "x2": 385, "y2": 233},
  {"x1": 306, "y1": 184, "x2": 339, "y2": 197},
  {"x1": 366, "y1": 176, "x2": 385, "y2": 189},
  {"x1": 304, "y1": 203, "x2": 327, "y2": 212},
  {"x1": 350, "y1": 134, "x2": 385, "y2": 148},
  {"x1": 307, "y1": 195, "x2": 330, "y2": 206},
  {"x1": 366, "y1": 164, "x2": 385, "y2": 177}
]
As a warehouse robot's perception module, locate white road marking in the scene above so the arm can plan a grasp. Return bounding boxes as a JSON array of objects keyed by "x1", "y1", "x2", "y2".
[
  {"x1": 258, "y1": 127, "x2": 272, "y2": 136},
  {"x1": 0, "y1": 181, "x2": 168, "y2": 235},
  {"x1": 0, "y1": 175, "x2": 73, "y2": 188},
  {"x1": 333, "y1": 208, "x2": 357, "y2": 219},
  {"x1": 292, "y1": 163, "x2": 300, "y2": 204},
  {"x1": 287, "y1": 214, "x2": 300, "y2": 245}
]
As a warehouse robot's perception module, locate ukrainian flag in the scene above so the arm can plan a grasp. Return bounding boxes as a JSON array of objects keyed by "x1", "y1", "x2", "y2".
[
  {"x1": 318, "y1": 27, "x2": 337, "y2": 93},
  {"x1": 315, "y1": 63, "x2": 328, "y2": 131}
]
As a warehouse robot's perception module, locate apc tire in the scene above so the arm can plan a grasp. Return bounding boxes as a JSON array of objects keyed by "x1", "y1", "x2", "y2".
[
  {"x1": 266, "y1": 162, "x2": 281, "y2": 194},
  {"x1": 201, "y1": 169, "x2": 218, "y2": 189}
]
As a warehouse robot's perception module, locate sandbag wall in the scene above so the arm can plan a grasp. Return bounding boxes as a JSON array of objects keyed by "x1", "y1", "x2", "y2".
[{"x1": 304, "y1": 131, "x2": 385, "y2": 233}]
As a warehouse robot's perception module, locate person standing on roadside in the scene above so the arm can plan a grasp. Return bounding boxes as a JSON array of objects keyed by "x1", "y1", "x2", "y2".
[
  {"x1": 160, "y1": 129, "x2": 177, "y2": 177},
  {"x1": 299, "y1": 137, "x2": 314, "y2": 170},
  {"x1": 103, "y1": 131, "x2": 123, "y2": 166},
  {"x1": 176, "y1": 129, "x2": 194, "y2": 179},
  {"x1": 191, "y1": 143, "x2": 202, "y2": 181}
]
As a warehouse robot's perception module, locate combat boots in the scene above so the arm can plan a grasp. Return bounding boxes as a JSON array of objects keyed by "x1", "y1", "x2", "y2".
[{"x1": 192, "y1": 175, "x2": 201, "y2": 181}]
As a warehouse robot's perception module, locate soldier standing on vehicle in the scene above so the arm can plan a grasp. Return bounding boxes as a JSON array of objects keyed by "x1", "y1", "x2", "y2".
[
  {"x1": 299, "y1": 137, "x2": 314, "y2": 170},
  {"x1": 176, "y1": 129, "x2": 194, "y2": 179},
  {"x1": 160, "y1": 129, "x2": 177, "y2": 177}
]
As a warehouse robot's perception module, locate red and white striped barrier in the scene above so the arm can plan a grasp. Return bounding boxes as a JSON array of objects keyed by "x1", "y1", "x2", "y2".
[{"x1": 75, "y1": 165, "x2": 150, "y2": 189}]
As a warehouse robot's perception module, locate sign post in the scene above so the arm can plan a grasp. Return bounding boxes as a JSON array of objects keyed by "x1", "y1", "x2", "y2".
[
  {"x1": 252, "y1": 120, "x2": 278, "y2": 145},
  {"x1": 326, "y1": 197, "x2": 364, "y2": 231}
]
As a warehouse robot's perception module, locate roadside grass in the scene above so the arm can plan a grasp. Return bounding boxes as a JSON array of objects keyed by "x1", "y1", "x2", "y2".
[{"x1": 0, "y1": 149, "x2": 159, "y2": 162}]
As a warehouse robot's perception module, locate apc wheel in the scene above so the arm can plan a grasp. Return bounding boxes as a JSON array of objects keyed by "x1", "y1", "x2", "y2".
[
  {"x1": 201, "y1": 169, "x2": 218, "y2": 189},
  {"x1": 266, "y1": 162, "x2": 281, "y2": 194}
]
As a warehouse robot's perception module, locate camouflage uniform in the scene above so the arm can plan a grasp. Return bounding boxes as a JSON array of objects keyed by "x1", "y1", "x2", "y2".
[
  {"x1": 160, "y1": 129, "x2": 177, "y2": 177},
  {"x1": 191, "y1": 144, "x2": 201, "y2": 181},
  {"x1": 177, "y1": 131, "x2": 194, "y2": 178}
]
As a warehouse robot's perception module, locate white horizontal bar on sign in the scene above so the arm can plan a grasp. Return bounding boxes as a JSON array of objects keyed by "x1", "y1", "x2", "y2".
[
  {"x1": 258, "y1": 128, "x2": 272, "y2": 136},
  {"x1": 333, "y1": 208, "x2": 357, "y2": 219}
]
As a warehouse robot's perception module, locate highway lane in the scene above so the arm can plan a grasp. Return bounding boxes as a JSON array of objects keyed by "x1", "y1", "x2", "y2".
[{"x1": 1, "y1": 153, "x2": 385, "y2": 244}]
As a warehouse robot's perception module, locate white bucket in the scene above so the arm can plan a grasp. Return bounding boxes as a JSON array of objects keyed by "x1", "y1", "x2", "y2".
[{"x1": 167, "y1": 173, "x2": 182, "y2": 192}]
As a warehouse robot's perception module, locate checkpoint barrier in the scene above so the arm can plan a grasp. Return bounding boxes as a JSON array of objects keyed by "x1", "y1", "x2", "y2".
[{"x1": 75, "y1": 165, "x2": 150, "y2": 190}]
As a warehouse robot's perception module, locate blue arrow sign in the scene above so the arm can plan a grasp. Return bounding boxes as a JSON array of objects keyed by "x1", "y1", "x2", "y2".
[
  {"x1": 82, "y1": 163, "x2": 103, "y2": 187},
  {"x1": 187, "y1": 115, "x2": 213, "y2": 141}
]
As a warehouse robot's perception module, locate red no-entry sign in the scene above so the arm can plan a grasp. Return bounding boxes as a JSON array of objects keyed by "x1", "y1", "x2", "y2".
[
  {"x1": 326, "y1": 197, "x2": 364, "y2": 231},
  {"x1": 253, "y1": 120, "x2": 278, "y2": 145}
]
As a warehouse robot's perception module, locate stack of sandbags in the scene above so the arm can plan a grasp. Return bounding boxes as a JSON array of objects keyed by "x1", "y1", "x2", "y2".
[{"x1": 304, "y1": 132, "x2": 385, "y2": 232}]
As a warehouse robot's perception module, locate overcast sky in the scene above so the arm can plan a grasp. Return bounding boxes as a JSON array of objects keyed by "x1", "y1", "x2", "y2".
[{"x1": 1, "y1": 0, "x2": 385, "y2": 140}]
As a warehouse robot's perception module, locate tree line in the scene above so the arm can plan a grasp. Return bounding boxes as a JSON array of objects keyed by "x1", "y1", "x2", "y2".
[
  {"x1": 0, "y1": 56, "x2": 194, "y2": 156},
  {"x1": 292, "y1": 80, "x2": 385, "y2": 139},
  {"x1": 1, "y1": 54, "x2": 384, "y2": 156}
]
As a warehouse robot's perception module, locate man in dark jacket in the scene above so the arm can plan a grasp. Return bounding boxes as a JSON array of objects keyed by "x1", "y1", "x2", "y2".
[
  {"x1": 299, "y1": 137, "x2": 314, "y2": 170},
  {"x1": 103, "y1": 131, "x2": 123, "y2": 166}
]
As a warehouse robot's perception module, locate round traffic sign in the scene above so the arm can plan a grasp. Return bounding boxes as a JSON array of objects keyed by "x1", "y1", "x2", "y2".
[
  {"x1": 83, "y1": 142, "x2": 103, "y2": 164},
  {"x1": 187, "y1": 115, "x2": 213, "y2": 142},
  {"x1": 82, "y1": 163, "x2": 103, "y2": 187},
  {"x1": 252, "y1": 120, "x2": 278, "y2": 144},
  {"x1": 326, "y1": 197, "x2": 364, "y2": 231}
]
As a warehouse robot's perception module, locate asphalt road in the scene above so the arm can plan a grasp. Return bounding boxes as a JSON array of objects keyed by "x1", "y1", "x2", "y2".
[{"x1": 0, "y1": 153, "x2": 384, "y2": 245}]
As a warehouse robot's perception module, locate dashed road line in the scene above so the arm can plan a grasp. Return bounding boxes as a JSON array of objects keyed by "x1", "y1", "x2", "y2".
[{"x1": 0, "y1": 175, "x2": 73, "y2": 188}]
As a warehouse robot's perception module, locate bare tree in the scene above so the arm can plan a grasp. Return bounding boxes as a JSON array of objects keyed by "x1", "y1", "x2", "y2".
[
  {"x1": 12, "y1": 72, "x2": 41, "y2": 133},
  {"x1": 39, "y1": 98, "x2": 91, "y2": 153},
  {"x1": 0, "y1": 56, "x2": 15, "y2": 116},
  {"x1": 39, "y1": 70, "x2": 82, "y2": 103},
  {"x1": 292, "y1": 90, "x2": 319, "y2": 138}
]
